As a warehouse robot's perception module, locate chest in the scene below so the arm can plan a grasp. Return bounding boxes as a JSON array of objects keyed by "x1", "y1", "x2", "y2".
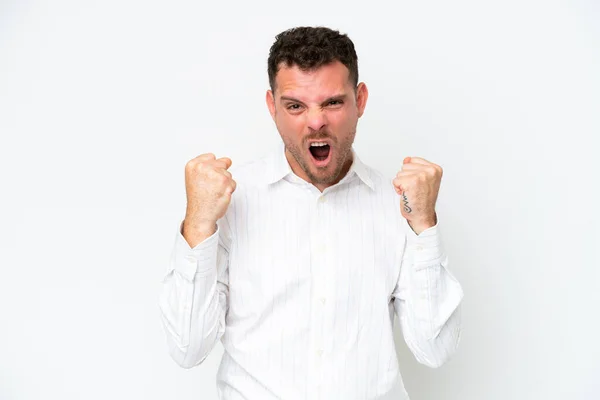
[{"x1": 227, "y1": 183, "x2": 405, "y2": 315}]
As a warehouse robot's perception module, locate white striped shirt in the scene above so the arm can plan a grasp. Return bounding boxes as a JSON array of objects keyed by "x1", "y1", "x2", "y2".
[{"x1": 159, "y1": 141, "x2": 463, "y2": 399}]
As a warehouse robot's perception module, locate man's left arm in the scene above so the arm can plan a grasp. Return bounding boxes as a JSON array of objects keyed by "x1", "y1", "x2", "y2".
[{"x1": 391, "y1": 157, "x2": 464, "y2": 368}]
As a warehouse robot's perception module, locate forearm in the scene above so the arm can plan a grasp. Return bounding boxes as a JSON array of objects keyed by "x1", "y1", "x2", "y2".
[
  {"x1": 397, "y1": 255, "x2": 463, "y2": 367},
  {"x1": 407, "y1": 212, "x2": 438, "y2": 236},
  {"x1": 395, "y1": 218, "x2": 464, "y2": 367},
  {"x1": 159, "y1": 226, "x2": 228, "y2": 368},
  {"x1": 182, "y1": 216, "x2": 218, "y2": 248}
]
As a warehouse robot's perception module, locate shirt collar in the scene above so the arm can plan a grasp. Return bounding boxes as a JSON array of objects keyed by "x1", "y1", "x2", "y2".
[
  {"x1": 264, "y1": 141, "x2": 293, "y2": 185},
  {"x1": 264, "y1": 141, "x2": 375, "y2": 191},
  {"x1": 347, "y1": 148, "x2": 375, "y2": 190}
]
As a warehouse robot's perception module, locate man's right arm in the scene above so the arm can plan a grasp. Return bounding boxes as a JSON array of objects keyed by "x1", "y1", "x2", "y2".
[
  {"x1": 159, "y1": 153, "x2": 236, "y2": 368},
  {"x1": 159, "y1": 221, "x2": 230, "y2": 368}
]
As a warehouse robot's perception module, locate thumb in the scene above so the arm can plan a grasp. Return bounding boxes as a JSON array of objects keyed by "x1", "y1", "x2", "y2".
[{"x1": 403, "y1": 157, "x2": 411, "y2": 164}]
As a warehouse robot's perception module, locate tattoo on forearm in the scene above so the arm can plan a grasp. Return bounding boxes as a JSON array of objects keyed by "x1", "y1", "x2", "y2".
[{"x1": 402, "y1": 192, "x2": 412, "y2": 213}]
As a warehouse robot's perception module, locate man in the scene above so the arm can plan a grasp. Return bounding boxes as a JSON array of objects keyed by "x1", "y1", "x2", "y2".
[{"x1": 159, "y1": 26, "x2": 463, "y2": 399}]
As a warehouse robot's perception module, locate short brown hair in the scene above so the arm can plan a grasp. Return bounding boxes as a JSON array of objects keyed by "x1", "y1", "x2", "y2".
[{"x1": 267, "y1": 26, "x2": 359, "y2": 92}]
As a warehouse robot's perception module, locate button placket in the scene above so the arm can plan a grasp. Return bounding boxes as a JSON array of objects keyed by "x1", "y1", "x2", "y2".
[
  {"x1": 311, "y1": 194, "x2": 329, "y2": 389},
  {"x1": 306, "y1": 195, "x2": 325, "y2": 394}
]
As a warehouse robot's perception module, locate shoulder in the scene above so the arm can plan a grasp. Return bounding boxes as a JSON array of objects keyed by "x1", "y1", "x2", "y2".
[
  {"x1": 228, "y1": 142, "x2": 285, "y2": 188},
  {"x1": 366, "y1": 165, "x2": 388, "y2": 188},
  {"x1": 229, "y1": 158, "x2": 267, "y2": 186},
  {"x1": 228, "y1": 150, "x2": 273, "y2": 187},
  {"x1": 358, "y1": 160, "x2": 395, "y2": 194},
  {"x1": 359, "y1": 161, "x2": 401, "y2": 206}
]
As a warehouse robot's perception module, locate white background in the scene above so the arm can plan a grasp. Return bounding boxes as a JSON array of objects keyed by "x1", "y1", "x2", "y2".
[{"x1": 1, "y1": 0, "x2": 599, "y2": 399}]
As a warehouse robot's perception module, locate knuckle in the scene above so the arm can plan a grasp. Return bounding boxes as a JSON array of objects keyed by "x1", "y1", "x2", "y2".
[
  {"x1": 200, "y1": 152, "x2": 216, "y2": 160},
  {"x1": 215, "y1": 174, "x2": 229, "y2": 186},
  {"x1": 205, "y1": 167, "x2": 219, "y2": 179},
  {"x1": 196, "y1": 162, "x2": 209, "y2": 173},
  {"x1": 185, "y1": 160, "x2": 195, "y2": 172}
]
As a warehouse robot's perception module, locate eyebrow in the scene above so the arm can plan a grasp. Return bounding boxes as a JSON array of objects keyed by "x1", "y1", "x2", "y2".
[
  {"x1": 279, "y1": 96, "x2": 305, "y2": 104},
  {"x1": 280, "y1": 94, "x2": 348, "y2": 106}
]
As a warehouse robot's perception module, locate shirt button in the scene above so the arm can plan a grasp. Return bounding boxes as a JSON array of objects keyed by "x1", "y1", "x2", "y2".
[
  {"x1": 320, "y1": 297, "x2": 326, "y2": 305},
  {"x1": 185, "y1": 255, "x2": 196, "y2": 263},
  {"x1": 318, "y1": 196, "x2": 326, "y2": 204},
  {"x1": 415, "y1": 245, "x2": 423, "y2": 251},
  {"x1": 317, "y1": 349, "x2": 324, "y2": 357}
]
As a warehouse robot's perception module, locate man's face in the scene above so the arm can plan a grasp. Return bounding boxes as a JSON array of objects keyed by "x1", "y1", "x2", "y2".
[{"x1": 266, "y1": 61, "x2": 368, "y2": 190}]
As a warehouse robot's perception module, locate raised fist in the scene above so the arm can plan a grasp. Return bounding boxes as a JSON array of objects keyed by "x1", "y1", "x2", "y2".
[{"x1": 182, "y1": 153, "x2": 236, "y2": 246}]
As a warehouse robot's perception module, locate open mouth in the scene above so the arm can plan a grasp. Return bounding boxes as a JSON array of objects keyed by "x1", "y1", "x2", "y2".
[{"x1": 308, "y1": 142, "x2": 331, "y2": 166}]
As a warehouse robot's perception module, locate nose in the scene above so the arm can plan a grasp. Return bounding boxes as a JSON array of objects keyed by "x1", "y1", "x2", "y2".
[{"x1": 306, "y1": 107, "x2": 327, "y2": 132}]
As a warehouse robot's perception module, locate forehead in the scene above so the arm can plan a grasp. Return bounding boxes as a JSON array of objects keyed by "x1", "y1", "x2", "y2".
[{"x1": 274, "y1": 61, "x2": 352, "y2": 100}]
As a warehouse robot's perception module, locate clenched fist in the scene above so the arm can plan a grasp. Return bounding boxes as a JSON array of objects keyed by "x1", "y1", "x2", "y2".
[
  {"x1": 182, "y1": 153, "x2": 236, "y2": 247},
  {"x1": 392, "y1": 156, "x2": 441, "y2": 235}
]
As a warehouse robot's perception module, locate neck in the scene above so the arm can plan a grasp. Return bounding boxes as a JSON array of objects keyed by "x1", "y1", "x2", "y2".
[{"x1": 284, "y1": 149, "x2": 353, "y2": 192}]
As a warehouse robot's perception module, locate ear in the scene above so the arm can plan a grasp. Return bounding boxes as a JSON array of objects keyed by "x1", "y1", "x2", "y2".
[
  {"x1": 266, "y1": 89, "x2": 276, "y2": 121},
  {"x1": 356, "y1": 82, "x2": 369, "y2": 118}
]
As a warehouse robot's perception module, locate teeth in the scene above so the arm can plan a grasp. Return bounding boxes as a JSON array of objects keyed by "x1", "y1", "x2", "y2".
[{"x1": 310, "y1": 142, "x2": 328, "y2": 147}]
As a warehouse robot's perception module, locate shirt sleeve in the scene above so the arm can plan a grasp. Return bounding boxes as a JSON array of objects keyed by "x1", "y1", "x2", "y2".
[
  {"x1": 158, "y1": 218, "x2": 231, "y2": 369},
  {"x1": 392, "y1": 217, "x2": 464, "y2": 368}
]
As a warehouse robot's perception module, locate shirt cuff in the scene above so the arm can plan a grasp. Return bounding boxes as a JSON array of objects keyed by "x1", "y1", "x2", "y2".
[
  {"x1": 170, "y1": 221, "x2": 220, "y2": 281},
  {"x1": 404, "y1": 217, "x2": 444, "y2": 265}
]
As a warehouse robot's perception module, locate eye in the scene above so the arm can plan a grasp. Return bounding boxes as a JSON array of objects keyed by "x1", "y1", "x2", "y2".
[
  {"x1": 327, "y1": 100, "x2": 343, "y2": 107},
  {"x1": 286, "y1": 104, "x2": 302, "y2": 110}
]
